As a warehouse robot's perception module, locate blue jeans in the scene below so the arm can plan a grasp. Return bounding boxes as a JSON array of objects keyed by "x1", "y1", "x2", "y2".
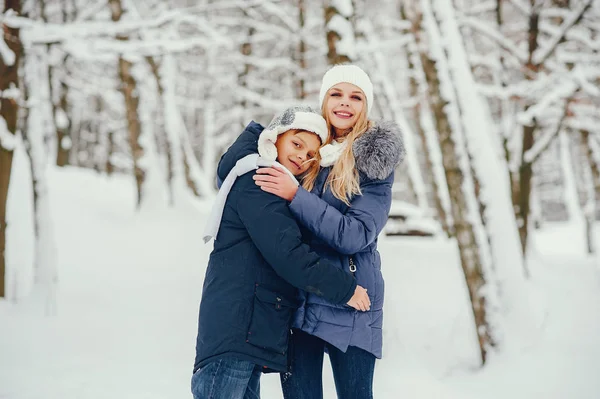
[
  {"x1": 191, "y1": 358, "x2": 262, "y2": 399},
  {"x1": 280, "y1": 329, "x2": 376, "y2": 399}
]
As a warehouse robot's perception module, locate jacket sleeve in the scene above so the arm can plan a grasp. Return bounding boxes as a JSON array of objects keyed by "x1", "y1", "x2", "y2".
[
  {"x1": 288, "y1": 173, "x2": 394, "y2": 255},
  {"x1": 217, "y1": 122, "x2": 263, "y2": 184},
  {"x1": 234, "y1": 176, "x2": 357, "y2": 305}
]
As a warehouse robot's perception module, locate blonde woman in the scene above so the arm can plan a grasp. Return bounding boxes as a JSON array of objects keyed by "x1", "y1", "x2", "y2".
[{"x1": 254, "y1": 65, "x2": 405, "y2": 398}]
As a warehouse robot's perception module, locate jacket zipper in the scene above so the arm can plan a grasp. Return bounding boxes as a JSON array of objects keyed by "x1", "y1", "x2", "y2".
[{"x1": 349, "y1": 256, "x2": 356, "y2": 277}]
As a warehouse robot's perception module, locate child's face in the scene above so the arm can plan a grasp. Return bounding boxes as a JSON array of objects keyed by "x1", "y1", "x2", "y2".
[
  {"x1": 324, "y1": 82, "x2": 365, "y2": 136},
  {"x1": 274, "y1": 130, "x2": 320, "y2": 176}
]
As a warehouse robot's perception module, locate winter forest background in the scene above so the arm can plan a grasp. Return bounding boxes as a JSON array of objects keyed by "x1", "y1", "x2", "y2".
[{"x1": 1, "y1": 0, "x2": 600, "y2": 398}]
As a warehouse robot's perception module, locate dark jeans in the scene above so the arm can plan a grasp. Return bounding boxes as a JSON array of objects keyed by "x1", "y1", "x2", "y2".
[
  {"x1": 280, "y1": 329, "x2": 376, "y2": 399},
  {"x1": 191, "y1": 358, "x2": 261, "y2": 399}
]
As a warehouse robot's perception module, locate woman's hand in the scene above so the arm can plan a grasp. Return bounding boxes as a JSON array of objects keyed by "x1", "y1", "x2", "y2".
[
  {"x1": 347, "y1": 285, "x2": 371, "y2": 312},
  {"x1": 253, "y1": 167, "x2": 299, "y2": 201}
]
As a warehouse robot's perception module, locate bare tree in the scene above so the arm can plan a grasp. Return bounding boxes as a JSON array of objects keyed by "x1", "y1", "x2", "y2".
[
  {"x1": 295, "y1": 0, "x2": 307, "y2": 99},
  {"x1": 401, "y1": 3, "x2": 452, "y2": 236},
  {"x1": 579, "y1": 129, "x2": 598, "y2": 253},
  {"x1": 407, "y1": 0, "x2": 496, "y2": 364},
  {"x1": 110, "y1": 0, "x2": 145, "y2": 208},
  {"x1": 0, "y1": 0, "x2": 22, "y2": 298},
  {"x1": 324, "y1": 0, "x2": 355, "y2": 64}
]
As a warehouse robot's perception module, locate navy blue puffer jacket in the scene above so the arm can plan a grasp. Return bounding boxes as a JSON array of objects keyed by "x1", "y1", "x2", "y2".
[
  {"x1": 193, "y1": 121, "x2": 357, "y2": 374},
  {"x1": 220, "y1": 120, "x2": 405, "y2": 359}
]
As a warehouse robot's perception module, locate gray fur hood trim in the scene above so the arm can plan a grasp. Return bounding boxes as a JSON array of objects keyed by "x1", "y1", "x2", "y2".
[{"x1": 353, "y1": 120, "x2": 405, "y2": 180}]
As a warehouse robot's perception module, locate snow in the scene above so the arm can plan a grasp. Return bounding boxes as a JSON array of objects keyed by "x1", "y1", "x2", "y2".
[
  {"x1": 327, "y1": 14, "x2": 357, "y2": 60},
  {"x1": 161, "y1": 53, "x2": 187, "y2": 201},
  {"x1": 458, "y1": 16, "x2": 528, "y2": 63},
  {"x1": 559, "y1": 131, "x2": 584, "y2": 234},
  {"x1": 331, "y1": 0, "x2": 354, "y2": 18},
  {"x1": 0, "y1": 36, "x2": 16, "y2": 66},
  {"x1": 532, "y1": 0, "x2": 595, "y2": 65},
  {"x1": 2, "y1": 167, "x2": 600, "y2": 398},
  {"x1": 1, "y1": 83, "x2": 21, "y2": 101},
  {"x1": 54, "y1": 108, "x2": 69, "y2": 130},
  {"x1": 0, "y1": 116, "x2": 18, "y2": 151},
  {"x1": 3, "y1": 135, "x2": 34, "y2": 301},
  {"x1": 22, "y1": 51, "x2": 59, "y2": 312},
  {"x1": 516, "y1": 79, "x2": 578, "y2": 126}
]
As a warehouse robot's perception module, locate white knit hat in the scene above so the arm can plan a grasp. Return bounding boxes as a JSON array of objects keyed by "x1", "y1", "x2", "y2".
[
  {"x1": 258, "y1": 105, "x2": 328, "y2": 162},
  {"x1": 318, "y1": 64, "x2": 374, "y2": 116}
]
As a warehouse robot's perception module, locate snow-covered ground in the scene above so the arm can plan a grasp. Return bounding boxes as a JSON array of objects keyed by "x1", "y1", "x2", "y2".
[{"x1": 2, "y1": 163, "x2": 599, "y2": 399}]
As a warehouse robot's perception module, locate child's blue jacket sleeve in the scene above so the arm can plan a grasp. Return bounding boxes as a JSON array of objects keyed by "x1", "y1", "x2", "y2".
[{"x1": 233, "y1": 176, "x2": 357, "y2": 305}]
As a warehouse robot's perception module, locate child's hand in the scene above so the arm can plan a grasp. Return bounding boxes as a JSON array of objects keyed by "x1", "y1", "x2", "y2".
[
  {"x1": 347, "y1": 285, "x2": 371, "y2": 312},
  {"x1": 253, "y1": 167, "x2": 299, "y2": 201}
]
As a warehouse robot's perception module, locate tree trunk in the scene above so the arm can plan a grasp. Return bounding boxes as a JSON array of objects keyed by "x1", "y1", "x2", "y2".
[
  {"x1": 55, "y1": 76, "x2": 71, "y2": 167},
  {"x1": 514, "y1": 4, "x2": 541, "y2": 256},
  {"x1": 40, "y1": 0, "x2": 71, "y2": 167},
  {"x1": 146, "y1": 55, "x2": 173, "y2": 204},
  {"x1": 580, "y1": 130, "x2": 600, "y2": 205},
  {"x1": 239, "y1": 7, "x2": 255, "y2": 125},
  {"x1": 422, "y1": 51, "x2": 493, "y2": 364},
  {"x1": 0, "y1": 0, "x2": 22, "y2": 298},
  {"x1": 296, "y1": 0, "x2": 307, "y2": 100},
  {"x1": 110, "y1": 0, "x2": 145, "y2": 208},
  {"x1": 579, "y1": 130, "x2": 597, "y2": 254},
  {"x1": 401, "y1": 4, "x2": 451, "y2": 236},
  {"x1": 410, "y1": 0, "x2": 494, "y2": 364},
  {"x1": 324, "y1": 0, "x2": 354, "y2": 64}
]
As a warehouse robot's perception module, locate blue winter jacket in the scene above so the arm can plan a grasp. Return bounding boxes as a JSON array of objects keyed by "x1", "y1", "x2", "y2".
[
  {"x1": 290, "y1": 120, "x2": 404, "y2": 358},
  {"x1": 193, "y1": 121, "x2": 358, "y2": 374},
  {"x1": 231, "y1": 120, "x2": 405, "y2": 358}
]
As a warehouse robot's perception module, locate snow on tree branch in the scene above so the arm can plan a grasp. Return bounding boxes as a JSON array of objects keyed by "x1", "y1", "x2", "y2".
[
  {"x1": 255, "y1": 0, "x2": 298, "y2": 32},
  {"x1": 458, "y1": 16, "x2": 528, "y2": 63},
  {"x1": 331, "y1": 0, "x2": 354, "y2": 17},
  {"x1": 506, "y1": 0, "x2": 531, "y2": 16},
  {"x1": 0, "y1": 116, "x2": 17, "y2": 151},
  {"x1": 0, "y1": 36, "x2": 16, "y2": 66},
  {"x1": 517, "y1": 79, "x2": 578, "y2": 126},
  {"x1": 2, "y1": 9, "x2": 225, "y2": 48},
  {"x1": 523, "y1": 100, "x2": 571, "y2": 165},
  {"x1": 532, "y1": 0, "x2": 595, "y2": 65},
  {"x1": 62, "y1": 36, "x2": 230, "y2": 58},
  {"x1": 327, "y1": 14, "x2": 356, "y2": 60}
]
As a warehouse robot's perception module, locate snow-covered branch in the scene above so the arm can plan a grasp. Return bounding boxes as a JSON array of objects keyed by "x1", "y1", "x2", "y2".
[
  {"x1": 2, "y1": 9, "x2": 226, "y2": 48},
  {"x1": 532, "y1": 0, "x2": 594, "y2": 65},
  {"x1": 506, "y1": 0, "x2": 531, "y2": 16},
  {"x1": 63, "y1": 35, "x2": 231, "y2": 58},
  {"x1": 517, "y1": 79, "x2": 578, "y2": 126},
  {"x1": 523, "y1": 99, "x2": 571, "y2": 165},
  {"x1": 0, "y1": 116, "x2": 17, "y2": 151},
  {"x1": 459, "y1": 16, "x2": 528, "y2": 63},
  {"x1": 0, "y1": 36, "x2": 16, "y2": 66}
]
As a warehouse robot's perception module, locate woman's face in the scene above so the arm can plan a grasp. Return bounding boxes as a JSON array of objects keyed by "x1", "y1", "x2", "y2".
[
  {"x1": 275, "y1": 130, "x2": 320, "y2": 176},
  {"x1": 323, "y1": 82, "x2": 366, "y2": 137}
]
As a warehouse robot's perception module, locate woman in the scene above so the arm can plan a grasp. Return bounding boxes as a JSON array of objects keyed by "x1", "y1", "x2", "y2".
[
  {"x1": 192, "y1": 106, "x2": 371, "y2": 399},
  {"x1": 254, "y1": 64, "x2": 405, "y2": 398}
]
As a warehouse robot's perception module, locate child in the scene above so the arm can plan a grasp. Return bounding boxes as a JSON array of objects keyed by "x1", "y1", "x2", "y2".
[{"x1": 192, "y1": 106, "x2": 371, "y2": 399}]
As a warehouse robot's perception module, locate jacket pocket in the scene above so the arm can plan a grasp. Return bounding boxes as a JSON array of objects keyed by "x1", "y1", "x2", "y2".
[{"x1": 246, "y1": 285, "x2": 297, "y2": 355}]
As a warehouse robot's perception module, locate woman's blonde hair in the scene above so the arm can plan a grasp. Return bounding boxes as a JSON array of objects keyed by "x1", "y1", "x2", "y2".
[{"x1": 320, "y1": 99, "x2": 371, "y2": 206}]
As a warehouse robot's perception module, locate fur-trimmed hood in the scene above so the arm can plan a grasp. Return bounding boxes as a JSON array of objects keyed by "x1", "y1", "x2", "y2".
[{"x1": 353, "y1": 120, "x2": 405, "y2": 180}]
